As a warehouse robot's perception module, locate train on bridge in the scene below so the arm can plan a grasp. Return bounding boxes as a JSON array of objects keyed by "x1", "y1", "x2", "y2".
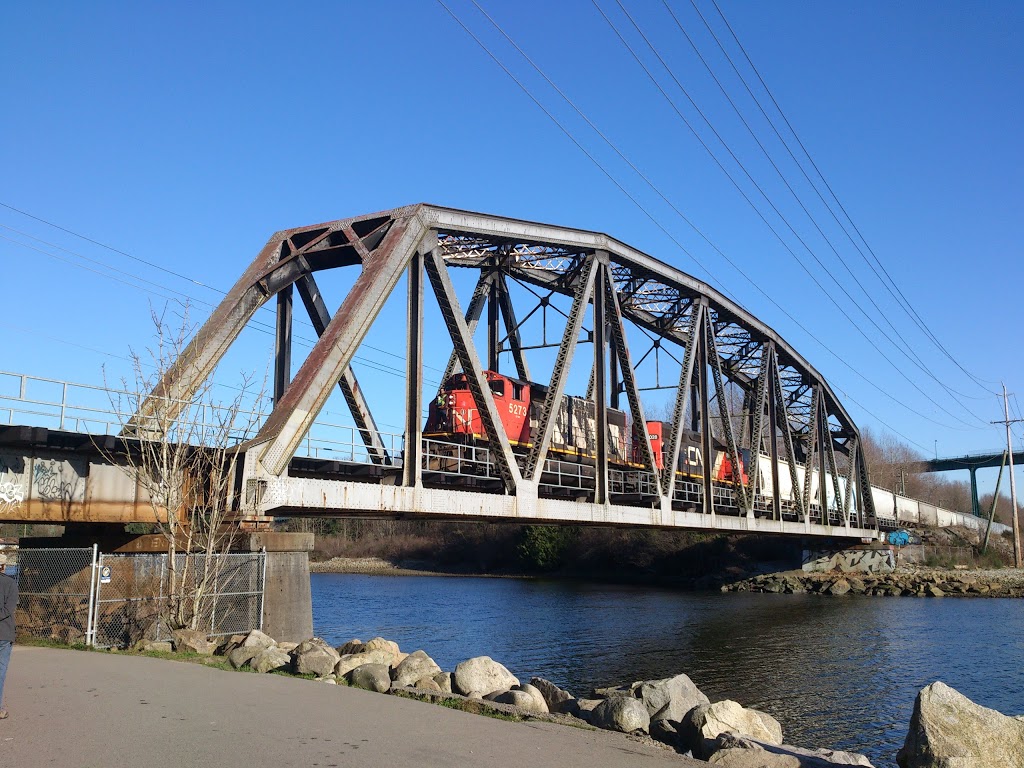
[{"x1": 422, "y1": 370, "x2": 848, "y2": 524}]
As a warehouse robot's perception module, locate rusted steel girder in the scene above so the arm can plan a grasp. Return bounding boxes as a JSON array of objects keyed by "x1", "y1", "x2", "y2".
[{"x1": 130, "y1": 204, "x2": 876, "y2": 526}]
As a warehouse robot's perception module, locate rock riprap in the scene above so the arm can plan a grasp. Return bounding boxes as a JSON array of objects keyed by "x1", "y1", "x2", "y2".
[
  {"x1": 292, "y1": 638, "x2": 340, "y2": 677},
  {"x1": 725, "y1": 569, "x2": 1021, "y2": 598},
  {"x1": 632, "y1": 672, "x2": 709, "y2": 722},
  {"x1": 347, "y1": 663, "x2": 391, "y2": 693},
  {"x1": 123, "y1": 627, "x2": 1020, "y2": 767}
]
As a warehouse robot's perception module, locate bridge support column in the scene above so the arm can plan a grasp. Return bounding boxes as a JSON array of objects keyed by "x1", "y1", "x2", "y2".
[
  {"x1": 969, "y1": 467, "x2": 980, "y2": 518},
  {"x1": 236, "y1": 532, "x2": 314, "y2": 643}
]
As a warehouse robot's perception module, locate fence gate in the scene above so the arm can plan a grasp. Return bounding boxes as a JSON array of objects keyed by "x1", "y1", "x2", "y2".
[
  {"x1": 10, "y1": 547, "x2": 266, "y2": 649},
  {"x1": 14, "y1": 547, "x2": 97, "y2": 645}
]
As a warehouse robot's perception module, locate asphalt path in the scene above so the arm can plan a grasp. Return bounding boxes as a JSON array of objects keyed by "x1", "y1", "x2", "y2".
[{"x1": 1, "y1": 646, "x2": 705, "y2": 768}]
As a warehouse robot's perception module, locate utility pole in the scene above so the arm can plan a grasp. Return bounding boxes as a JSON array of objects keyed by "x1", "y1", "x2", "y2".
[{"x1": 993, "y1": 384, "x2": 1023, "y2": 568}]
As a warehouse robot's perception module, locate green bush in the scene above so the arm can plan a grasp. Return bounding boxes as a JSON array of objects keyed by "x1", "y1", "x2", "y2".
[{"x1": 517, "y1": 526, "x2": 577, "y2": 570}]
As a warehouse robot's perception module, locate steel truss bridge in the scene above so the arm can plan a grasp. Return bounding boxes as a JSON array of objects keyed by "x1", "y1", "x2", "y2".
[{"x1": 109, "y1": 203, "x2": 876, "y2": 540}]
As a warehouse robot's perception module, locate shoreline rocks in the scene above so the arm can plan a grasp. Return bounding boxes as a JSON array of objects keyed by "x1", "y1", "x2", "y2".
[
  {"x1": 723, "y1": 567, "x2": 1024, "y2": 598},
  {"x1": 147, "y1": 628, "x2": 1022, "y2": 767}
]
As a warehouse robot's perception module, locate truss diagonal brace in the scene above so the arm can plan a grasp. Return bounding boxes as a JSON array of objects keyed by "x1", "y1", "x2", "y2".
[
  {"x1": 254, "y1": 214, "x2": 424, "y2": 476},
  {"x1": 744, "y1": 346, "x2": 771, "y2": 516},
  {"x1": 425, "y1": 249, "x2": 521, "y2": 493},
  {"x1": 606, "y1": 264, "x2": 658, "y2": 481},
  {"x1": 442, "y1": 272, "x2": 495, "y2": 382},
  {"x1": 526, "y1": 256, "x2": 599, "y2": 481},
  {"x1": 706, "y1": 316, "x2": 750, "y2": 512},
  {"x1": 801, "y1": 386, "x2": 821, "y2": 520},
  {"x1": 773, "y1": 355, "x2": 806, "y2": 520},
  {"x1": 294, "y1": 273, "x2": 389, "y2": 465},
  {"x1": 663, "y1": 302, "x2": 702, "y2": 498}
]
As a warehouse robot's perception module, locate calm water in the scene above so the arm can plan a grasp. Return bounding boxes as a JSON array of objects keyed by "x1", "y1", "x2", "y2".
[{"x1": 311, "y1": 574, "x2": 1024, "y2": 766}]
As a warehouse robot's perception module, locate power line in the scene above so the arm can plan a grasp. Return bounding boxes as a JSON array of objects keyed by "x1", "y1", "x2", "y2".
[
  {"x1": 700, "y1": 0, "x2": 999, "y2": 393},
  {"x1": 0, "y1": 202, "x2": 446, "y2": 375},
  {"x1": 654, "y1": 0, "x2": 988, "y2": 403},
  {"x1": 591, "y1": 0, "x2": 987, "y2": 428},
  {"x1": 440, "y1": 0, "x2": 975, "y2": 433},
  {"x1": 0, "y1": 228, "x2": 438, "y2": 389}
]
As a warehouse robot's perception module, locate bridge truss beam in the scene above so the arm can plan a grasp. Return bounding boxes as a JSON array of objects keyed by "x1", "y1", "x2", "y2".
[{"x1": 134, "y1": 204, "x2": 877, "y2": 536}]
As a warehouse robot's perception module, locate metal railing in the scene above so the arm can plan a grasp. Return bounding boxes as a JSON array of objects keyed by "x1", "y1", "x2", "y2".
[{"x1": 0, "y1": 369, "x2": 402, "y2": 468}]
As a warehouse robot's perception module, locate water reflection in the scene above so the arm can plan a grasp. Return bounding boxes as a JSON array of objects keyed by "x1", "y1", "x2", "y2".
[{"x1": 312, "y1": 574, "x2": 1024, "y2": 765}]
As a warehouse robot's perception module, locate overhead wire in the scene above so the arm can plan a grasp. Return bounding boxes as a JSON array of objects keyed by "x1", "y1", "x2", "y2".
[
  {"x1": 0, "y1": 226, "x2": 439, "y2": 390},
  {"x1": 699, "y1": 0, "x2": 999, "y2": 393},
  {"x1": 0, "y1": 206, "x2": 446, "y2": 377},
  {"x1": 654, "y1": 0, "x2": 987, "y2": 403},
  {"x1": 591, "y1": 0, "x2": 987, "y2": 428},
  {"x1": 449, "y1": 0, "x2": 974, "y2": 432}
]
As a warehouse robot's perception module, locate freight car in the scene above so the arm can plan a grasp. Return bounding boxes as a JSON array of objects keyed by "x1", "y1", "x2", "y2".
[
  {"x1": 421, "y1": 370, "x2": 864, "y2": 525},
  {"x1": 423, "y1": 370, "x2": 748, "y2": 490}
]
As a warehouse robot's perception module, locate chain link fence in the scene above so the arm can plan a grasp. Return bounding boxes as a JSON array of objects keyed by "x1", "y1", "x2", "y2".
[
  {"x1": 14, "y1": 547, "x2": 96, "y2": 645},
  {"x1": 8, "y1": 547, "x2": 265, "y2": 648},
  {"x1": 93, "y1": 552, "x2": 265, "y2": 648}
]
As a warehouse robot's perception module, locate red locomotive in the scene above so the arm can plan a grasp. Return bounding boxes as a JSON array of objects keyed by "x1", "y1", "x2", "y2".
[{"x1": 423, "y1": 370, "x2": 748, "y2": 485}]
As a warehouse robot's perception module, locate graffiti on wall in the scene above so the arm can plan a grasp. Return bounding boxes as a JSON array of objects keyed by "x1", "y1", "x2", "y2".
[
  {"x1": 0, "y1": 454, "x2": 85, "y2": 514},
  {"x1": 0, "y1": 455, "x2": 27, "y2": 514},
  {"x1": 802, "y1": 547, "x2": 896, "y2": 574}
]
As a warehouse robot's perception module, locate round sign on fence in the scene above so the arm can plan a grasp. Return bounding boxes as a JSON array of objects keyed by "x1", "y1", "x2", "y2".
[{"x1": 99, "y1": 565, "x2": 112, "y2": 584}]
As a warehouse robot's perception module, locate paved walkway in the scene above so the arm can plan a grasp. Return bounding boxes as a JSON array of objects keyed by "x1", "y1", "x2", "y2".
[{"x1": 2, "y1": 646, "x2": 704, "y2": 768}]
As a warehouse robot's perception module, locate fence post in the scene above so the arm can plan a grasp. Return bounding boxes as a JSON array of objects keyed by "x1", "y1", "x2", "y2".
[
  {"x1": 85, "y1": 544, "x2": 98, "y2": 646},
  {"x1": 208, "y1": 554, "x2": 217, "y2": 636},
  {"x1": 258, "y1": 547, "x2": 267, "y2": 631}
]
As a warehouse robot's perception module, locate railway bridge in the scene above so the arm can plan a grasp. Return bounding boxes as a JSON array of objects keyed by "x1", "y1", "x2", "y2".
[{"x1": 0, "y1": 204, "x2": 890, "y2": 541}]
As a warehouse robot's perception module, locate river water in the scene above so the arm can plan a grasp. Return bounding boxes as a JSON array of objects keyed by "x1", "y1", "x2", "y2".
[{"x1": 311, "y1": 573, "x2": 1024, "y2": 766}]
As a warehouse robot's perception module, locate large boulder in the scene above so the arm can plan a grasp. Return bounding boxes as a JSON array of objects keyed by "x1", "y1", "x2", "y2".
[
  {"x1": 433, "y1": 672, "x2": 453, "y2": 694},
  {"x1": 334, "y1": 649, "x2": 398, "y2": 677},
  {"x1": 241, "y1": 629, "x2": 276, "y2": 650},
  {"x1": 171, "y1": 629, "x2": 217, "y2": 656},
  {"x1": 709, "y1": 733, "x2": 874, "y2": 767},
  {"x1": 347, "y1": 663, "x2": 392, "y2": 693},
  {"x1": 569, "y1": 698, "x2": 603, "y2": 722},
  {"x1": 134, "y1": 640, "x2": 173, "y2": 654},
  {"x1": 492, "y1": 688, "x2": 549, "y2": 714},
  {"x1": 413, "y1": 676, "x2": 443, "y2": 693},
  {"x1": 896, "y1": 681, "x2": 1024, "y2": 767},
  {"x1": 228, "y1": 645, "x2": 262, "y2": 669},
  {"x1": 453, "y1": 656, "x2": 519, "y2": 697},
  {"x1": 391, "y1": 650, "x2": 442, "y2": 687},
  {"x1": 336, "y1": 639, "x2": 364, "y2": 655},
  {"x1": 363, "y1": 637, "x2": 401, "y2": 656},
  {"x1": 252, "y1": 646, "x2": 291, "y2": 674},
  {"x1": 530, "y1": 677, "x2": 575, "y2": 713},
  {"x1": 632, "y1": 673, "x2": 709, "y2": 722},
  {"x1": 590, "y1": 696, "x2": 651, "y2": 734},
  {"x1": 682, "y1": 700, "x2": 784, "y2": 759},
  {"x1": 292, "y1": 639, "x2": 341, "y2": 677}
]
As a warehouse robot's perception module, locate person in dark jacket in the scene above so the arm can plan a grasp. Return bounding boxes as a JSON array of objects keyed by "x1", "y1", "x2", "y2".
[{"x1": 0, "y1": 552, "x2": 16, "y2": 719}]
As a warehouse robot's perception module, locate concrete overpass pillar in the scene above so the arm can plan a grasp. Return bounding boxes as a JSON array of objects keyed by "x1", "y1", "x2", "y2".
[{"x1": 970, "y1": 467, "x2": 980, "y2": 517}]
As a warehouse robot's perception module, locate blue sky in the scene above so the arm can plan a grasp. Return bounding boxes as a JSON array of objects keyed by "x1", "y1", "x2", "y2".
[{"x1": 2, "y1": 1, "x2": 1022, "y2": 484}]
